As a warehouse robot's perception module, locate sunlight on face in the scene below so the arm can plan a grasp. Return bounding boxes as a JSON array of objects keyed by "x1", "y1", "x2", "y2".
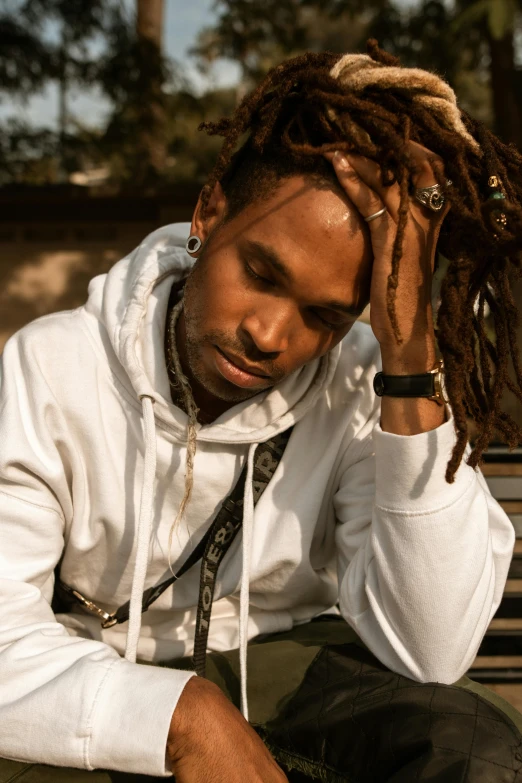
[{"x1": 181, "y1": 176, "x2": 373, "y2": 407}]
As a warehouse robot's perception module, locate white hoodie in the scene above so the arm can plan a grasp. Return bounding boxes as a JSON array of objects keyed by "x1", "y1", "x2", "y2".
[{"x1": 0, "y1": 223, "x2": 515, "y2": 776}]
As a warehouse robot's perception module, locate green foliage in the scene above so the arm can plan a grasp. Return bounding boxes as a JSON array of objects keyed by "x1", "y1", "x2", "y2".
[
  {"x1": 0, "y1": 120, "x2": 58, "y2": 184},
  {"x1": 191, "y1": 0, "x2": 490, "y2": 97},
  {"x1": 19, "y1": 0, "x2": 121, "y2": 87},
  {"x1": 0, "y1": 13, "x2": 52, "y2": 94},
  {"x1": 191, "y1": 0, "x2": 310, "y2": 81},
  {"x1": 453, "y1": 0, "x2": 519, "y2": 41},
  {"x1": 0, "y1": 0, "x2": 520, "y2": 188},
  {"x1": 191, "y1": 0, "x2": 370, "y2": 83},
  {"x1": 165, "y1": 87, "x2": 238, "y2": 184},
  {"x1": 0, "y1": 0, "x2": 127, "y2": 182}
]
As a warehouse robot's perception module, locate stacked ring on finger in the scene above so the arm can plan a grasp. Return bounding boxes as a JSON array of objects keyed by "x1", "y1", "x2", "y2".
[
  {"x1": 364, "y1": 206, "x2": 387, "y2": 223},
  {"x1": 414, "y1": 180, "x2": 452, "y2": 212}
]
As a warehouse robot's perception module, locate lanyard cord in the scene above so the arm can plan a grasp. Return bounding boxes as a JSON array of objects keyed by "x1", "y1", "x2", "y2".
[{"x1": 55, "y1": 427, "x2": 293, "y2": 675}]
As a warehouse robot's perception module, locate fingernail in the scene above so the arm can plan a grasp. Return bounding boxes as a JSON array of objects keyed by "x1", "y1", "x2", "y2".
[{"x1": 333, "y1": 151, "x2": 350, "y2": 170}]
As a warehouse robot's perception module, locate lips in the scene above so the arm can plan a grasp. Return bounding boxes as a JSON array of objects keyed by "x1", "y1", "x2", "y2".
[
  {"x1": 213, "y1": 346, "x2": 272, "y2": 389},
  {"x1": 218, "y1": 348, "x2": 270, "y2": 378}
]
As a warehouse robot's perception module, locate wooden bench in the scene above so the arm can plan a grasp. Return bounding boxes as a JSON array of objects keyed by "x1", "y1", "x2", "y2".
[{"x1": 468, "y1": 447, "x2": 522, "y2": 682}]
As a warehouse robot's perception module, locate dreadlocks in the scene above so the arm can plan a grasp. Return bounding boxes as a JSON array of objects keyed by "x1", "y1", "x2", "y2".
[{"x1": 197, "y1": 40, "x2": 522, "y2": 483}]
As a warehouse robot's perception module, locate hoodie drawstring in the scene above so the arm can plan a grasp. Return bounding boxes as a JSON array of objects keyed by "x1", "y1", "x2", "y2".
[
  {"x1": 122, "y1": 392, "x2": 257, "y2": 694},
  {"x1": 125, "y1": 394, "x2": 157, "y2": 662},
  {"x1": 239, "y1": 442, "x2": 257, "y2": 721},
  {"x1": 122, "y1": 389, "x2": 286, "y2": 724}
]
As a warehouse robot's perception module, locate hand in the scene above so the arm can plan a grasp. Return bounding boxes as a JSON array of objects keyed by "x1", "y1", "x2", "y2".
[
  {"x1": 326, "y1": 142, "x2": 450, "y2": 373},
  {"x1": 167, "y1": 676, "x2": 289, "y2": 783}
]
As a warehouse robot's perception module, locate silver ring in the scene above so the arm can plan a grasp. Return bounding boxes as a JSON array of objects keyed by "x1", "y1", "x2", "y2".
[
  {"x1": 364, "y1": 206, "x2": 387, "y2": 223},
  {"x1": 414, "y1": 182, "x2": 449, "y2": 212}
]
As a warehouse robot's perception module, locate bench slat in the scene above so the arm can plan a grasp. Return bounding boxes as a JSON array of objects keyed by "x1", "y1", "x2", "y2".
[
  {"x1": 501, "y1": 501, "x2": 522, "y2": 514},
  {"x1": 470, "y1": 455, "x2": 522, "y2": 680},
  {"x1": 485, "y1": 476, "x2": 522, "y2": 499},
  {"x1": 503, "y1": 580, "x2": 522, "y2": 593},
  {"x1": 481, "y1": 463, "x2": 522, "y2": 476},
  {"x1": 468, "y1": 668, "x2": 522, "y2": 683},
  {"x1": 489, "y1": 618, "x2": 522, "y2": 632},
  {"x1": 470, "y1": 656, "x2": 522, "y2": 668}
]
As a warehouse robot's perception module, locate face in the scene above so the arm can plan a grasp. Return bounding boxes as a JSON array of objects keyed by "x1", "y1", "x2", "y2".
[{"x1": 179, "y1": 175, "x2": 373, "y2": 412}]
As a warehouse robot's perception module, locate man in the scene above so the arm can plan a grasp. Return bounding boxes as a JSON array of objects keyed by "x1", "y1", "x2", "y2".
[{"x1": 1, "y1": 45, "x2": 521, "y2": 782}]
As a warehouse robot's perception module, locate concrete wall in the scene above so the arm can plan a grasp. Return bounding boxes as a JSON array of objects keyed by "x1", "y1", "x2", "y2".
[
  {"x1": 0, "y1": 223, "x2": 159, "y2": 352},
  {"x1": 0, "y1": 187, "x2": 199, "y2": 352}
]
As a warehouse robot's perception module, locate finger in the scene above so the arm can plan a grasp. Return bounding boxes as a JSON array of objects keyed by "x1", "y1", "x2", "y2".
[
  {"x1": 327, "y1": 151, "x2": 394, "y2": 226},
  {"x1": 407, "y1": 141, "x2": 450, "y2": 219},
  {"x1": 330, "y1": 143, "x2": 448, "y2": 217},
  {"x1": 342, "y1": 152, "x2": 401, "y2": 221},
  {"x1": 407, "y1": 140, "x2": 444, "y2": 186}
]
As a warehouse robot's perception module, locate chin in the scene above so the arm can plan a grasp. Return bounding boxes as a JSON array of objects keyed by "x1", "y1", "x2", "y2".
[{"x1": 210, "y1": 375, "x2": 268, "y2": 403}]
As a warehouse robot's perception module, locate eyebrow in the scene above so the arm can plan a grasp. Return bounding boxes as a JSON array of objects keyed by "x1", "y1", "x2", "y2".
[{"x1": 240, "y1": 238, "x2": 364, "y2": 318}]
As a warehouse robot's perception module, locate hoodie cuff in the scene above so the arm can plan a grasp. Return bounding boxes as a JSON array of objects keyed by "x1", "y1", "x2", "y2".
[
  {"x1": 372, "y1": 410, "x2": 474, "y2": 513},
  {"x1": 88, "y1": 659, "x2": 195, "y2": 776}
]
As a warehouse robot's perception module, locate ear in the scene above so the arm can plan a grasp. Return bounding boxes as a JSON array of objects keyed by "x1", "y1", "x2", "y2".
[{"x1": 190, "y1": 181, "x2": 227, "y2": 249}]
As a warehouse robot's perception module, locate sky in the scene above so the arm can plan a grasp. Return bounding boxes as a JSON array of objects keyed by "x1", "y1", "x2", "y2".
[{"x1": 2, "y1": 0, "x2": 425, "y2": 131}]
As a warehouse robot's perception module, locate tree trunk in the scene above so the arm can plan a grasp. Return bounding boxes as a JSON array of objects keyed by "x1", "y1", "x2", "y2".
[
  {"x1": 135, "y1": 0, "x2": 166, "y2": 186},
  {"x1": 137, "y1": 0, "x2": 164, "y2": 48},
  {"x1": 487, "y1": 27, "x2": 522, "y2": 148},
  {"x1": 57, "y1": 27, "x2": 69, "y2": 183}
]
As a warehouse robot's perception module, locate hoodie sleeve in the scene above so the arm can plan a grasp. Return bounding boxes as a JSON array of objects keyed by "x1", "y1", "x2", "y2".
[
  {"x1": 334, "y1": 402, "x2": 515, "y2": 685},
  {"x1": 0, "y1": 327, "x2": 194, "y2": 776}
]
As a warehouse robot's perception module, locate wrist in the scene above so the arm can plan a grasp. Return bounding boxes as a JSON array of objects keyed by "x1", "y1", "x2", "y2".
[
  {"x1": 167, "y1": 676, "x2": 229, "y2": 766},
  {"x1": 167, "y1": 675, "x2": 202, "y2": 764},
  {"x1": 376, "y1": 350, "x2": 447, "y2": 435}
]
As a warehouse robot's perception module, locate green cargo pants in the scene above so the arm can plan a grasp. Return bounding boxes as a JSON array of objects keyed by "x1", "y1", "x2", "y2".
[{"x1": 1, "y1": 618, "x2": 522, "y2": 782}]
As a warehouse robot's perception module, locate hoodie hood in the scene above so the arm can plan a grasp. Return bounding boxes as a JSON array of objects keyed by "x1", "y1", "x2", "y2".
[
  {"x1": 83, "y1": 222, "x2": 343, "y2": 715},
  {"x1": 85, "y1": 223, "x2": 342, "y2": 444}
]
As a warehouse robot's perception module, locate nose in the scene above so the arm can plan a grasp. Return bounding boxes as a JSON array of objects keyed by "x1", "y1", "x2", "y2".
[{"x1": 240, "y1": 302, "x2": 291, "y2": 355}]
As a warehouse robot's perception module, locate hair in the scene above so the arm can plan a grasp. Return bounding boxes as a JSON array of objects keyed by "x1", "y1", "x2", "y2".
[{"x1": 196, "y1": 40, "x2": 522, "y2": 483}]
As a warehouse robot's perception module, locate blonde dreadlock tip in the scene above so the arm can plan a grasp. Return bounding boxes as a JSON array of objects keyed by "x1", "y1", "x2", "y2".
[{"x1": 330, "y1": 54, "x2": 481, "y2": 154}]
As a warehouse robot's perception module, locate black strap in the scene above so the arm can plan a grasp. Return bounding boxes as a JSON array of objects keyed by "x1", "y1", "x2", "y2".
[
  {"x1": 192, "y1": 429, "x2": 292, "y2": 676},
  {"x1": 373, "y1": 370, "x2": 436, "y2": 398},
  {"x1": 56, "y1": 427, "x2": 293, "y2": 675},
  {"x1": 105, "y1": 456, "x2": 250, "y2": 628}
]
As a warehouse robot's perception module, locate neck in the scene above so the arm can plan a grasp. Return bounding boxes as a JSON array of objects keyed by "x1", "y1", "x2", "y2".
[{"x1": 173, "y1": 309, "x2": 236, "y2": 424}]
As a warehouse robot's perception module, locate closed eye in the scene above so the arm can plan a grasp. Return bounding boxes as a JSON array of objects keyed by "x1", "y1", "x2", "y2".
[
  {"x1": 312, "y1": 310, "x2": 349, "y2": 330},
  {"x1": 244, "y1": 260, "x2": 275, "y2": 287},
  {"x1": 244, "y1": 257, "x2": 352, "y2": 330}
]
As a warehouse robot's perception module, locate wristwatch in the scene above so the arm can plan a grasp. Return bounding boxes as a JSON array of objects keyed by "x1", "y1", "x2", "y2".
[{"x1": 373, "y1": 360, "x2": 447, "y2": 406}]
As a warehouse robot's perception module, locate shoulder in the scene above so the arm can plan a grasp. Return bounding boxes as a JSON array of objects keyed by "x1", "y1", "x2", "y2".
[{"x1": 2, "y1": 308, "x2": 97, "y2": 386}]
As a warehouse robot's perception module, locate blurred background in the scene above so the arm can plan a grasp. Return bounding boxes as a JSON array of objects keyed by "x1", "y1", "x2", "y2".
[{"x1": 0, "y1": 0, "x2": 521, "y2": 434}]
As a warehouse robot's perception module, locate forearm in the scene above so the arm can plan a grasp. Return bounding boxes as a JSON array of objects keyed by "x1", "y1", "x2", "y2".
[{"x1": 338, "y1": 422, "x2": 514, "y2": 682}]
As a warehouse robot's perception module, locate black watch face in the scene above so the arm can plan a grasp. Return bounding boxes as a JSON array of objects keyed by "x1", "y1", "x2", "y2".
[{"x1": 374, "y1": 374, "x2": 385, "y2": 397}]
